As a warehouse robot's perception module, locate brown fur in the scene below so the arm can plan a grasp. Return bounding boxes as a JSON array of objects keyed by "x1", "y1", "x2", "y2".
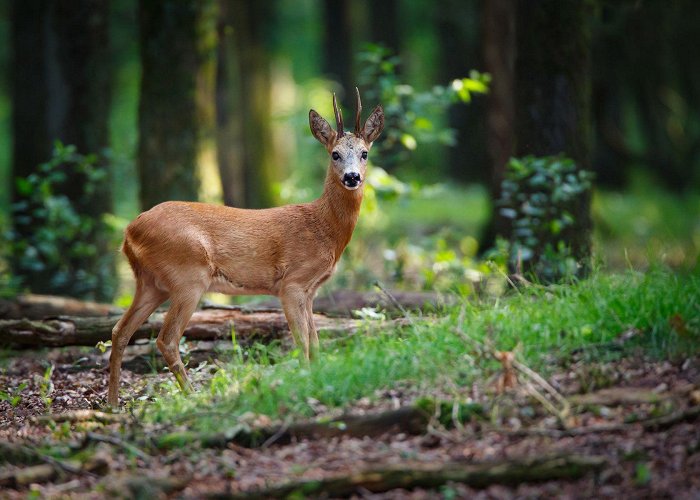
[{"x1": 107, "y1": 95, "x2": 384, "y2": 407}]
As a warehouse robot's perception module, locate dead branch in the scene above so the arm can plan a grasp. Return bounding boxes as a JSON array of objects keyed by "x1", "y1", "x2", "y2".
[
  {"x1": 495, "y1": 405, "x2": 700, "y2": 438},
  {"x1": 217, "y1": 454, "x2": 607, "y2": 498},
  {"x1": 157, "y1": 405, "x2": 434, "y2": 450},
  {"x1": 84, "y1": 432, "x2": 152, "y2": 462},
  {"x1": 32, "y1": 410, "x2": 129, "y2": 425},
  {"x1": 156, "y1": 400, "x2": 484, "y2": 450}
]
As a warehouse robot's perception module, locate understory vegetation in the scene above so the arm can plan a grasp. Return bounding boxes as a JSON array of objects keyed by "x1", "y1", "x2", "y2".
[{"x1": 143, "y1": 268, "x2": 699, "y2": 433}]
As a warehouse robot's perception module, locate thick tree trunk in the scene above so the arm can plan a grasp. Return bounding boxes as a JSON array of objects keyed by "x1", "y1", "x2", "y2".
[
  {"x1": 368, "y1": 0, "x2": 400, "y2": 55},
  {"x1": 322, "y1": 0, "x2": 354, "y2": 95},
  {"x1": 11, "y1": 0, "x2": 114, "y2": 300},
  {"x1": 229, "y1": 0, "x2": 278, "y2": 208},
  {"x1": 480, "y1": 0, "x2": 517, "y2": 251},
  {"x1": 513, "y1": 0, "x2": 594, "y2": 267},
  {"x1": 137, "y1": 0, "x2": 218, "y2": 210},
  {"x1": 11, "y1": 0, "x2": 51, "y2": 189},
  {"x1": 437, "y1": 0, "x2": 489, "y2": 184},
  {"x1": 216, "y1": 0, "x2": 245, "y2": 207}
]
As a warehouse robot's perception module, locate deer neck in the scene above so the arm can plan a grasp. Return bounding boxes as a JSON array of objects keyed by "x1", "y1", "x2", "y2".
[{"x1": 315, "y1": 167, "x2": 364, "y2": 261}]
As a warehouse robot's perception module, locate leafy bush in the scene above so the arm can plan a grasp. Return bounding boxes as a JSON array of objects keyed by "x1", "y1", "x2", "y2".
[
  {"x1": 498, "y1": 155, "x2": 594, "y2": 282},
  {"x1": 6, "y1": 142, "x2": 118, "y2": 300}
]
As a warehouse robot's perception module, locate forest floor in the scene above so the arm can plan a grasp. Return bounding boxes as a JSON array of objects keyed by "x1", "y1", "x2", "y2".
[
  {"x1": 1, "y1": 271, "x2": 700, "y2": 498},
  {"x1": 1, "y1": 336, "x2": 699, "y2": 498}
]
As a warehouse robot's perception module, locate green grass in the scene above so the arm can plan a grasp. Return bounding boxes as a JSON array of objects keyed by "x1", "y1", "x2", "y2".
[
  {"x1": 144, "y1": 269, "x2": 700, "y2": 432},
  {"x1": 592, "y1": 177, "x2": 700, "y2": 270}
]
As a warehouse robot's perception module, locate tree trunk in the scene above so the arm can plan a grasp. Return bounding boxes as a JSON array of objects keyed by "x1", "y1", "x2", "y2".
[
  {"x1": 137, "y1": 0, "x2": 218, "y2": 210},
  {"x1": 437, "y1": 0, "x2": 489, "y2": 184},
  {"x1": 480, "y1": 0, "x2": 517, "y2": 251},
  {"x1": 322, "y1": 0, "x2": 354, "y2": 95},
  {"x1": 216, "y1": 0, "x2": 245, "y2": 207},
  {"x1": 513, "y1": 0, "x2": 594, "y2": 267},
  {"x1": 368, "y1": 0, "x2": 400, "y2": 55},
  {"x1": 223, "y1": 0, "x2": 278, "y2": 209},
  {"x1": 11, "y1": 0, "x2": 114, "y2": 300},
  {"x1": 11, "y1": 0, "x2": 51, "y2": 190}
]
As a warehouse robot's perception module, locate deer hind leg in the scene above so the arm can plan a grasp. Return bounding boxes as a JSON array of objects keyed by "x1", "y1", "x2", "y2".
[
  {"x1": 305, "y1": 297, "x2": 320, "y2": 362},
  {"x1": 156, "y1": 289, "x2": 203, "y2": 393},
  {"x1": 280, "y1": 285, "x2": 311, "y2": 363},
  {"x1": 108, "y1": 281, "x2": 168, "y2": 408}
]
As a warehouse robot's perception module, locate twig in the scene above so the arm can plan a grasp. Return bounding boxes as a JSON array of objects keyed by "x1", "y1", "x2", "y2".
[
  {"x1": 85, "y1": 432, "x2": 152, "y2": 462},
  {"x1": 374, "y1": 281, "x2": 411, "y2": 321},
  {"x1": 260, "y1": 420, "x2": 291, "y2": 449},
  {"x1": 453, "y1": 326, "x2": 570, "y2": 425}
]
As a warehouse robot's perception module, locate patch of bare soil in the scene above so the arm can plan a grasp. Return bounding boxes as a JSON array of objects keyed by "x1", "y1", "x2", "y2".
[{"x1": 1, "y1": 344, "x2": 699, "y2": 498}]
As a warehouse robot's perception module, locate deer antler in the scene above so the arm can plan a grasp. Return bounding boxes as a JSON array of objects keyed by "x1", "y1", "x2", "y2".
[
  {"x1": 354, "y1": 87, "x2": 362, "y2": 135},
  {"x1": 332, "y1": 93, "x2": 344, "y2": 136}
]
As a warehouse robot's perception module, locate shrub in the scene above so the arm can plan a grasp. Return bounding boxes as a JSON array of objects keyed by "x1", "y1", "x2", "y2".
[
  {"x1": 498, "y1": 155, "x2": 594, "y2": 282},
  {"x1": 7, "y1": 142, "x2": 118, "y2": 300}
]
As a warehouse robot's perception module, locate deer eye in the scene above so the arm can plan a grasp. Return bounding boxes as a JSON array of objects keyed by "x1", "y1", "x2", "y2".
[
  {"x1": 332, "y1": 151, "x2": 341, "y2": 161},
  {"x1": 361, "y1": 151, "x2": 368, "y2": 160}
]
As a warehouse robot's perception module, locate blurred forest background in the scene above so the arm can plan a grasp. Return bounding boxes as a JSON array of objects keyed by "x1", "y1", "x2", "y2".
[{"x1": 0, "y1": 0, "x2": 698, "y2": 303}]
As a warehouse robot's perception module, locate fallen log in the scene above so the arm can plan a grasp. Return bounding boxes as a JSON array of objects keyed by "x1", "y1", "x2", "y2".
[
  {"x1": 0, "y1": 308, "x2": 395, "y2": 348},
  {"x1": 0, "y1": 294, "x2": 121, "y2": 320},
  {"x1": 253, "y1": 290, "x2": 457, "y2": 317},
  {"x1": 214, "y1": 454, "x2": 607, "y2": 499},
  {"x1": 156, "y1": 400, "x2": 484, "y2": 450}
]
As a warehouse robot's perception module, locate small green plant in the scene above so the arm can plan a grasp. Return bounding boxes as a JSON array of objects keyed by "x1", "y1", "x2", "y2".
[
  {"x1": 357, "y1": 44, "x2": 489, "y2": 172},
  {"x1": 498, "y1": 155, "x2": 594, "y2": 282},
  {"x1": 0, "y1": 381, "x2": 28, "y2": 407},
  {"x1": 7, "y1": 142, "x2": 118, "y2": 300}
]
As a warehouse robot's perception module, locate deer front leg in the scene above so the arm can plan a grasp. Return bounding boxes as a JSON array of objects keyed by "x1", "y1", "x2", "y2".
[
  {"x1": 305, "y1": 297, "x2": 320, "y2": 362},
  {"x1": 156, "y1": 289, "x2": 203, "y2": 393},
  {"x1": 280, "y1": 285, "x2": 311, "y2": 363}
]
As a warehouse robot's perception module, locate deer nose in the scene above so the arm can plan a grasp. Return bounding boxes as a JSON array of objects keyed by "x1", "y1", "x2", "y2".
[{"x1": 343, "y1": 172, "x2": 362, "y2": 188}]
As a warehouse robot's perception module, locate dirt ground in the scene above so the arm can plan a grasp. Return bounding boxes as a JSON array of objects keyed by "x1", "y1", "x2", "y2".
[{"x1": 1, "y1": 343, "x2": 699, "y2": 498}]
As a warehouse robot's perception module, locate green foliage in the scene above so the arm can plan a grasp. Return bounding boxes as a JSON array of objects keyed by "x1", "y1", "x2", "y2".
[
  {"x1": 498, "y1": 155, "x2": 594, "y2": 282},
  {"x1": 145, "y1": 269, "x2": 699, "y2": 432},
  {"x1": 6, "y1": 142, "x2": 119, "y2": 300},
  {"x1": 357, "y1": 44, "x2": 489, "y2": 172}
]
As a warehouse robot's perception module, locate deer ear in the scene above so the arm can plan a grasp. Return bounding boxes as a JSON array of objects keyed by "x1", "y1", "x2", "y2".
[
  {"x1": 309, "y1": 110, "x2": 336, "y2": 146},
  {"x1": 362, "y1": 105, "x2": 384, "y2": 144}
]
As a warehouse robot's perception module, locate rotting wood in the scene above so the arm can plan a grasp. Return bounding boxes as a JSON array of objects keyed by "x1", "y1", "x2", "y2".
[
  {"x1": 249, "y1": 289, "x2": 457, "y2": 317},
  {"x1": 568, "y1": 386, "x2": 676, "y2": 406},
  {"x1": 155, "y1": 400, "x2": 484, "y2": 450},
  {"x1": 0, "y1": 463, "x2": 57, "y2": 488},
  {"x1": 496, "y1": 404, "x2": 700, "y2": 438},
  {"x1": 210, "y1": 454, "x2": 607, "y2": 499},
  {"x1": 32, "y1": 410, "x2": 130, "y2": 425},
  {"x1": 0, "y1": 294, "x2": 120, "y2": 320},
  {"x1": 0, "y1": 308, "x2": 404, "y2": 348}
]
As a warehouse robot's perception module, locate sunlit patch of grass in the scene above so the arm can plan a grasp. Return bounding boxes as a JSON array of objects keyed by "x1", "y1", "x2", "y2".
[
  {"x1": 143, "y1": 268, "x2": 700, "y2": 432},
  {"x1": 593, "y1": 175, "x2": 700, "y2": 270}
]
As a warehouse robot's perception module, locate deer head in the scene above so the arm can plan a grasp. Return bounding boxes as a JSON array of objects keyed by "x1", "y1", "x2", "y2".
[{"x1": 309, "y1": 88, "x2": 384, "y2": 190}]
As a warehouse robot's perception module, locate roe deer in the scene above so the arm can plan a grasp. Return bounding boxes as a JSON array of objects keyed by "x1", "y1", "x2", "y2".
[{"x1": 108, "y1": 89, "x2": 384, "y2": 407}]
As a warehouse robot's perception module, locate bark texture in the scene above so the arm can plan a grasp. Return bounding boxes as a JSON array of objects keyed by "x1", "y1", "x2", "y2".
[
  {"x1": 513, "y1": 0, "x2": 594, "y2": 266},
  {"x1": 137, "y1": 0, "x2": 218, "y2": 209},
  {"x1": 0, "y1": 308, "x2": 391, "y2": 348}
]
